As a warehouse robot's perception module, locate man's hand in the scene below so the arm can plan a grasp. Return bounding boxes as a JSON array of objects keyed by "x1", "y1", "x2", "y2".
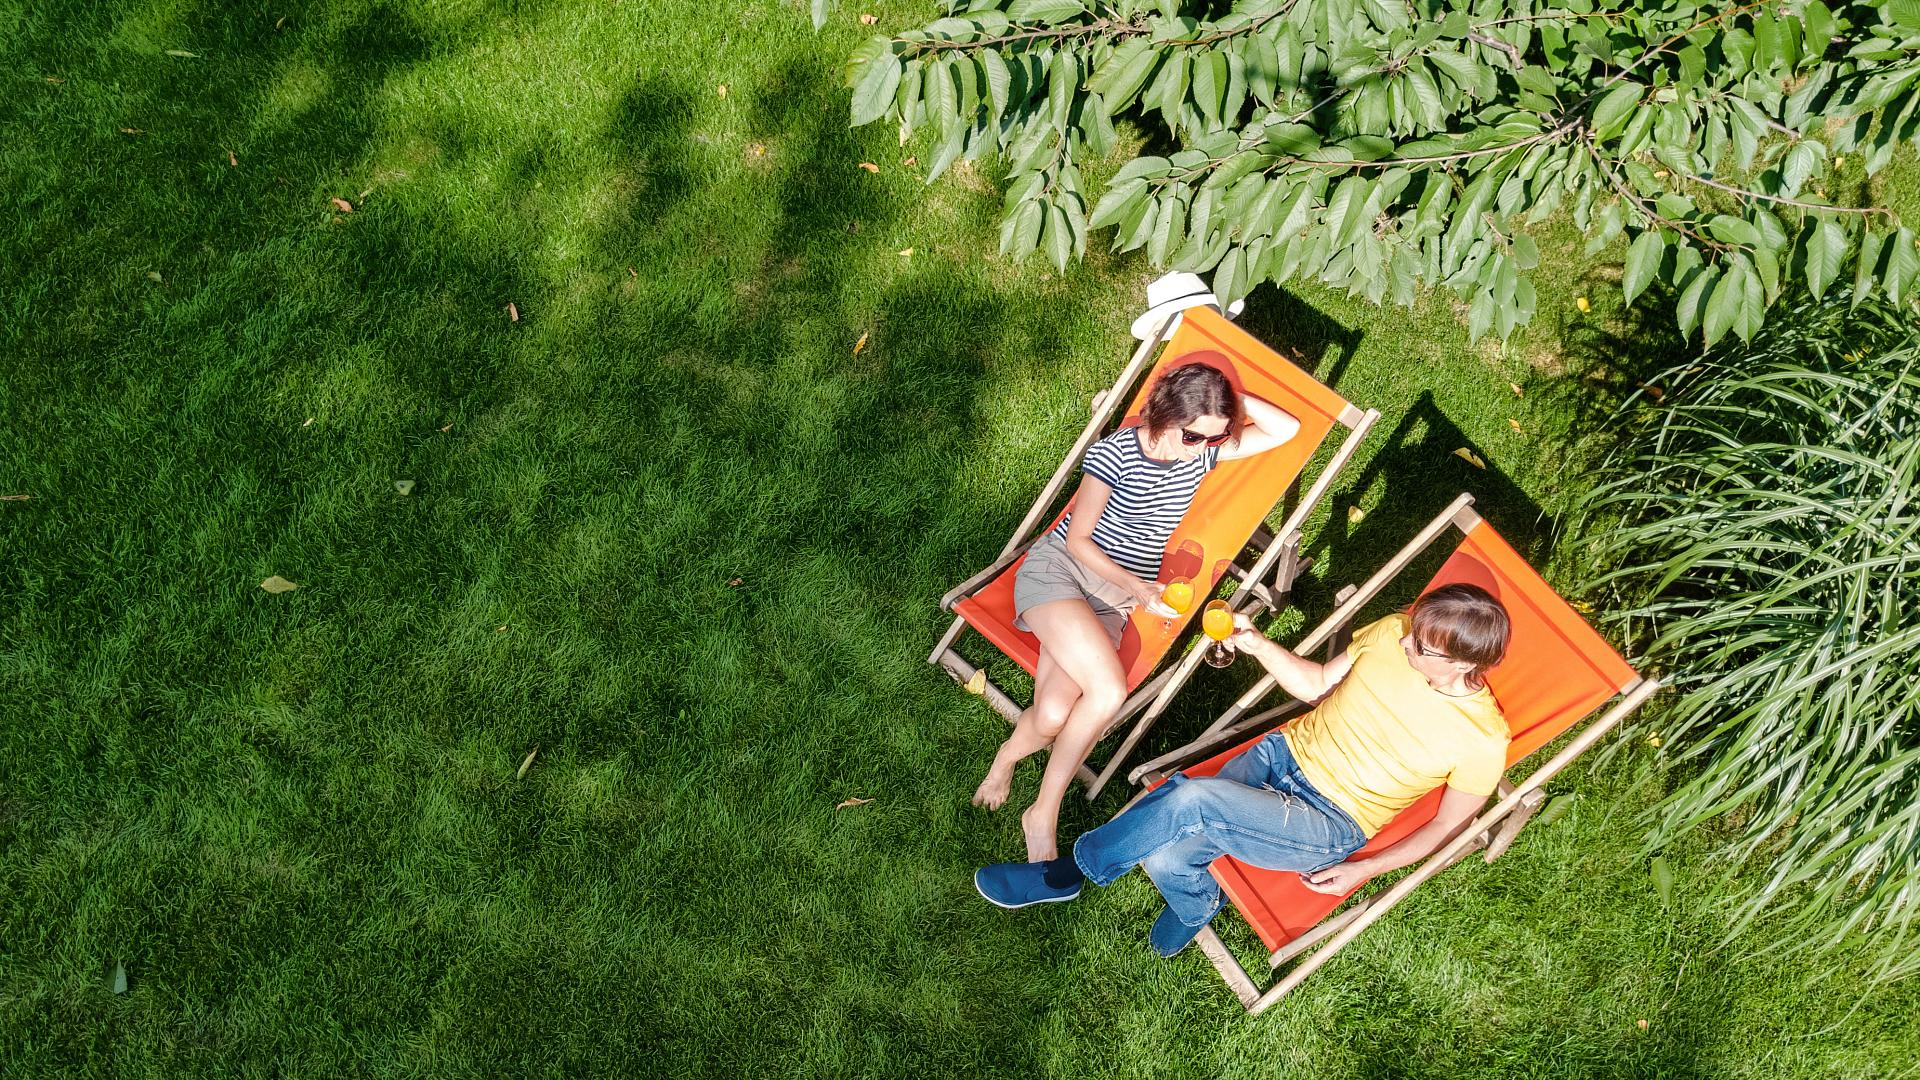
[
  {"x1": 1228, "y1": 613, "x2": 1268, "y2": 654},
  {"x1": 1299, "y1": 862, "x2": 1372, "y2": 896}
]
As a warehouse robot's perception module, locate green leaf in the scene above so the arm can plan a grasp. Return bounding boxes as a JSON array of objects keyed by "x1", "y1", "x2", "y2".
[
  {"x1": 812, "y1": 0, "x2": 830, "y2": 32},
  {"x1": 1805, "y1": 220, "x2": 1846, "y2": 300},
  {"x1": 1703, "y1": 259, "x2": 1744, "y2": 347},
  {"x1": 1885, "y1": 227, "x2": 1919, "y2": 305},
  {"x1": 1115, "y1": 195, "x2": 1159, "y2": 253},
  {"x1": 1675, "y1": 264, "x2": 1717, "y2": 336},
  {"x1": 1708, "y1": 215, "x2": 1759, "y2": 247},
  {"x1": 1854, "y1": 230, "x2": 1886, "y2": 308},
  {"x1": 1215, "y1": 245, "x2": 1248, "y2": 307},
  {"x1": 981, "y1": 50, "x2": 1011, "y2": 127},
  {"x1": 1148, "y1": 193, "x2": 1187, "y2": 265},
  {"x1": 1089, "y1": 179, "x2": 1149, "y2": 229},
  {"x1": 1009, "y1": 0, "x2": 1086, "y2": 20},
  {"x1": 850, "y1": 47, "x2": 902, "y2": 127},
  {"x1": 1049, "y1": 49, "x2": 1077, "y2": 134},
  {"x1": 1089, "y1": 38, "x2": 1157, "y2": 110},
  {"x1": 1192, "y1": 48, "x2": 1227, "y2": 129},
  {"x1": 1111, "y1": 155, "x2": 1172, "y2": 185},
  {"x1": 1782, "y1": 139, "x2": 1825, "y2": 195},
  {"x1": 1534, "y1": 792, "x2": 1578, "y2": 829},
  {"x1": 1651, "y1": 856, "x2": 1674, "y2": 908},
  {"x1": 1624, "y1": 230, "x2": 1665, "y2": 307},
  {"x1": 1003, "y1": 198, "x2": 1045, "y2": 259},
  {"x1": 1590, "y1": 83, "x2": 1641, "y2": 140},
  {"x1": 1045, "y1": 202, "x2": 1073, "y2": 271}
]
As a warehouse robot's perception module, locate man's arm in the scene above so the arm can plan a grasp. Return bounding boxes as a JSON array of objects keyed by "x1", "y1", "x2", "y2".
[
  {"x1": 1230, "y1": 616, "x2": 1354, "y2": 703},
  {"x1": 1299, "y1": 785, "x2": 1487, "y2": 895}
]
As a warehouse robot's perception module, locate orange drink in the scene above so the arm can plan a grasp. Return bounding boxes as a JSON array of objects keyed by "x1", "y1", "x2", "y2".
[
  {"x1": 1161, "y1": 579, "x2": 1195, "y2": 615},
  {"x1": 1202, "y1": 600, "x2": 1236, "y2": 667}
]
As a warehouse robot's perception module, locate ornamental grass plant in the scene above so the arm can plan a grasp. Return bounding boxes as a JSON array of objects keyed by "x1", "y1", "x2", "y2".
[{"x1": 1577, "y1": 292, "x2": 1920, "y2": 977}]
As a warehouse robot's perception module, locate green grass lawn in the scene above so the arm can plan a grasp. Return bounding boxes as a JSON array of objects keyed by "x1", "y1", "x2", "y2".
[{"x1": 4, "y1": 1, "x2": 1917, "y2": 1075}]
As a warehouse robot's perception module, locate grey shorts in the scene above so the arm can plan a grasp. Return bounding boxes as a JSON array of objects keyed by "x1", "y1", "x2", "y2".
[{"x1": 1012, "y1": 532, "x2": 1137, "y2": 647}]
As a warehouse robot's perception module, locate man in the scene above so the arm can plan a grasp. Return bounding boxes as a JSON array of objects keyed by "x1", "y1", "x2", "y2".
[{"x1": 974, "y1": 584, "x2": 1512, "y2": 959}]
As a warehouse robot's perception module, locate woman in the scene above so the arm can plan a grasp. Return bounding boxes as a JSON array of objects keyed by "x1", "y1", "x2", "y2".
[{"x1": 971, "y1": 355, "x2": 1301, "y2": 864}]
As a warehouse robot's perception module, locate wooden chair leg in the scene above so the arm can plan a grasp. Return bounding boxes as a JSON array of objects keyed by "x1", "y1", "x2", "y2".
[{"x1": 1485, "y1": 787, "x2": 1547, "y2": 863}]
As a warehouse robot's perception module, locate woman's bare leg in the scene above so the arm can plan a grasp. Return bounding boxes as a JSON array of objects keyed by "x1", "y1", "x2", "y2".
[
  {"x1": 1016, "y1": 599, "x2": 1128, "y2": 862},
  {"x1": 972, "y1": 649, "x2": 1082, "y2": 810}
]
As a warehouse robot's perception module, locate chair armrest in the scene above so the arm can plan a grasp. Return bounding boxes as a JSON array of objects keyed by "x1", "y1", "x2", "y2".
[{"x1": 940, "y1": 536, "x2": 1041, "y2": 612}]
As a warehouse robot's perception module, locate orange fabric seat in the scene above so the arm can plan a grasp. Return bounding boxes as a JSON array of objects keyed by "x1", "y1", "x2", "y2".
[
  {"x1": 952, "y1": 307, "x2": 1356, "y2": 691},
  {"x1": 1165, "y1": 521, "x2": 1640, "y2": 952}
]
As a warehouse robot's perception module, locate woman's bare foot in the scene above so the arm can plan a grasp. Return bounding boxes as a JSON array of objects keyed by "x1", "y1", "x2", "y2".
[
  {"x1": 971, "y1": 765, "x2": 1013, "y2": 810},
  {"x1": 1021, "y1": 804, "x2": 1059, "y2": 863}
]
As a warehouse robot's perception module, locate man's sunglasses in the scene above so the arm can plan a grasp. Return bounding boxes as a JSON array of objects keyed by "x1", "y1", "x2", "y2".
[
  {"x1": 1409, "y1": 637, "x2": 1458, "y2": 662},
  {"x1": 1180, "y1": 428, "x2": 1233, "y2": 447}
]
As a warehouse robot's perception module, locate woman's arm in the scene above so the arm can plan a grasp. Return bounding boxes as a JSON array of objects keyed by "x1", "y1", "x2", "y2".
[
  {"x1": 1298, "y1": 785, "x2": 1486, "y2": 895},
  {"x1": 1063, "y1": 475, "x2": 1165, "y2": 610},
  {"x1": 1229, "y1": 615, "x2": 1354, "y2": 703},
  {"x1": 1217, "y1": 393, "x2": 1301, "y2": 461}
]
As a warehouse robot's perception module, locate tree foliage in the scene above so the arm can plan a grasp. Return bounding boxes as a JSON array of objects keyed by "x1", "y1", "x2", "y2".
[
  {"x1": 835, "y1": 0, "x2": 1920, "y2": 342},
  {"x1": 1577, "y1": 294, "x2": 1920, "y2": 976}
]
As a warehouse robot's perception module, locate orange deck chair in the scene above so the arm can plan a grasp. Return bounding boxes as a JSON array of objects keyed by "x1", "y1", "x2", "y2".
[
  {"x1": 1124, "y1": 494, "x2": 1662, "y2": 1014},
  {"x1": 928, "y1": 306, "x2": 1379, "y2": 798}
]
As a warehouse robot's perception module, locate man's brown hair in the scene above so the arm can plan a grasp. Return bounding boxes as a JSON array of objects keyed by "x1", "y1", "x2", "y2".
[{"x1": 1409, "y1": 583, "x2": 1510, "y2": 677}]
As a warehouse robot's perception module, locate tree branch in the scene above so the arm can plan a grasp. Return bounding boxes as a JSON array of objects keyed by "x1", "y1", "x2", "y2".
[{"x1": 1673, "y1": 168, "x2": 1897, "y2": 219}]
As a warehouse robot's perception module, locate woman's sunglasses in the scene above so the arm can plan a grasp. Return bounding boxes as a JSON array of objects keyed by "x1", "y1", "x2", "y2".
[{"x1": 1180, "y1": 429, "x2": 1233, "y2": 446}]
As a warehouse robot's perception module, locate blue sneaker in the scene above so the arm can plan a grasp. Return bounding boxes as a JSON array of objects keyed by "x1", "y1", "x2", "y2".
[
  {"x1": 1150, "y1": 904, "x2": 1211, "y2": 958},
  {"x1": 974, "y1": 858, "x2": 1084, "y2": 909}
]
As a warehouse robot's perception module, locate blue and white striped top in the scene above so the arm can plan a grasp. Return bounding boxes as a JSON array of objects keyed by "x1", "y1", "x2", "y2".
[{"x1": 1049, "y1": 428, "x2": 1221, "y2": 579}]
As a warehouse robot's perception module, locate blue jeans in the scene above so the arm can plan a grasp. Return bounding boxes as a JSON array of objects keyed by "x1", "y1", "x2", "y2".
[{"x1": 1072, "y1": 733, "x2": 1367, "y2": 927}]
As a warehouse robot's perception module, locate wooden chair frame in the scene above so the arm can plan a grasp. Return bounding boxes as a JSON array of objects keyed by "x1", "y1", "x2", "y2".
[
  {"x1": 1124, "y1": 494, "x2": 1662, "y2": 1015},
  {"x1": 927, "y1": 312, "x2": 1378, "y2": 796}
]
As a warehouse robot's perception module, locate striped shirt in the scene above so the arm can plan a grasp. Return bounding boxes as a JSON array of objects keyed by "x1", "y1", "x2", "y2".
[{"x1": 1049, "y1": 428, "x2": 1221, "y2": 578}]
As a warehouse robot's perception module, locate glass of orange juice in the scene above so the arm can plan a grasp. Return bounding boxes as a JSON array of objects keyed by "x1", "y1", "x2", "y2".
[
  {"x1": 1202, "y1": 599, "x2": 1236, "y2": 667},
  {"x1": 1160, "y1": 578, "x2": 1194, "y2": 616}
]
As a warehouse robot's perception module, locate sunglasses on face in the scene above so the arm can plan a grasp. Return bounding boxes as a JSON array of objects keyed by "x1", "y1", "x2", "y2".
[
  {"x1": 1180, "y1": 428, "x2": 1233, "y2": 446},
  {"x1": 1409, "y1": 637, "x2": 1458, "y2": 662}
]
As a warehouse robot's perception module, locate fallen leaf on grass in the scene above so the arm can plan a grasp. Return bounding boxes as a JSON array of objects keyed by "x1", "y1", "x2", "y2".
[
  {"x1": 165, "y1": 49, "x2": 198, "y2": 57},
  {"x1": 227, "y1": 148, "x2": 238, "y2": 167},
  {"x1": 1452, "y1": 447, "x2": 1486, "y2": 469},
  {"x1": 860, "y1": 13, "x2": 878, "y2": 24},
  {"x1": 507, "y1": 302, "x2": 520, "y2": 322},
  {"x1": 260, "y1": 575, "x2": 298, "y2": 594},
  {"x1": 1508, "y1": 418, "x2": 1525, "y2": 435},
  {"x1": 1636, "y1": 1018, "x2": 1649, "y2": 1032},
  {"x1": 393, "y1": 480, "x2": 415, "y2": 495},
  {"x1": 496, "y1": 624, "x2": 509, "y2": 632},
  {"x1": 857, "y1": 161, "x2": 880, "y2": 173},
  {"x1": 716, "y1": 84, "x2": 728, "y2": 98},
  {"x1": 516, "y1": 745, "x2": 540, "y2": 779},
  {"x1": 146, "y1": 271, "x2": 163, "y2": 283},
  {"x1": 727, "y1": 577, "x2": 743, "y2": 587},
  {"x1": 1509, "y1": 382, "x2": 1524, "y2": 397},
  {"x1": 120, "y1": 127, "x2": 144, "y2": 135},
  {"x1": 438, "y1": 422, "x2": 453, "y2": 433},
  {"x1": 1568, "y1": 598, "x2": 1594, "y2": 613},
  {"x1": 1637, "y1": 382, "x2": 1665, "y2": 400},
  {"x1": 1347, "y1": 505, "x2": 1366, "y2": 524},
  {"x1": 1575, "y1": 296, "x2": 1591, "y2": 312},
  {"x1": 330, "y1": 197, "x2": 353, "y2": 213},
  {"x1": 628, "y1": 266, "x2": 638, "y2": 279},
  {"x1": 275, "y1": 16, "x2": 287, "y2": 30},
  {"x1": 46, "y1": 76, "x2": 65, "y2": 84},
  {"x1": 901, "y1": 155, "x2": 916, "y2": 167},
  {"x1": 852, "y1": 331, "x2": 869, "y2": 356},
  {"x1": 744, "y1": 142, "x2": 767, "y2": 159},
  {"x1": 898, "y1": 247, "x2": 914, "y2": 257},
  {"x1": 357, "y1": 188, "x2": 373, "y2": 201},
  {"x1": 835, "y1": 797, "x2": 873, "y2": 810},
  {"x1": 1, "y1": 494, "x2": 30, "y2": 501},
  {"x1": 302, "y1": 417, "x2": 314, "y2": 427},
  {"x1": 111, "y1": 960, "x2": 127, "y2": 995},
  {"x1": 963, "y1": 669, "x2": 987, "y2": 696}
]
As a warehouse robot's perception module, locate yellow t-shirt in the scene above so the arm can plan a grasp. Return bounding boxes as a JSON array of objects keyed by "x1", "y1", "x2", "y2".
[{"x1": 1283, "y1": 614, "x2": 1509, "y2": 837}]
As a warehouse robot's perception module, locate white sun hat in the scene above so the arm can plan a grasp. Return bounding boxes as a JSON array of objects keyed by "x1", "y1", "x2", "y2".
[{"x1": 1128, "y1": 270, "x2": 1248, "y2": 341}]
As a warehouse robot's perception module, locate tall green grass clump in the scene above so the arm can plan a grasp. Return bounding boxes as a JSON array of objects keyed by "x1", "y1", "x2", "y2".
[{"x1": 1577, "y1": 293, "x2": 1920, "y2": 976}]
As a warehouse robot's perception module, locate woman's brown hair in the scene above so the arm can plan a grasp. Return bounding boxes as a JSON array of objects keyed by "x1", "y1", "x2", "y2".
[
  {"x1": 1139, "y1": 356, "x2": 1242, "y2": 441},
  {"x1": 1408, "y1": 583, "x2": 1510, "y2": 678}
]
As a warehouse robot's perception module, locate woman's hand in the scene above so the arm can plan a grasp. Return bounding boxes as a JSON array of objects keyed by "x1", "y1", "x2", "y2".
[
  {"x1": 1299, "y1": 862, "x2": 1372, "y2": 896},
  {"x1": 1132, "y1": 578, "x2": 1176, "y2": 617}
]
